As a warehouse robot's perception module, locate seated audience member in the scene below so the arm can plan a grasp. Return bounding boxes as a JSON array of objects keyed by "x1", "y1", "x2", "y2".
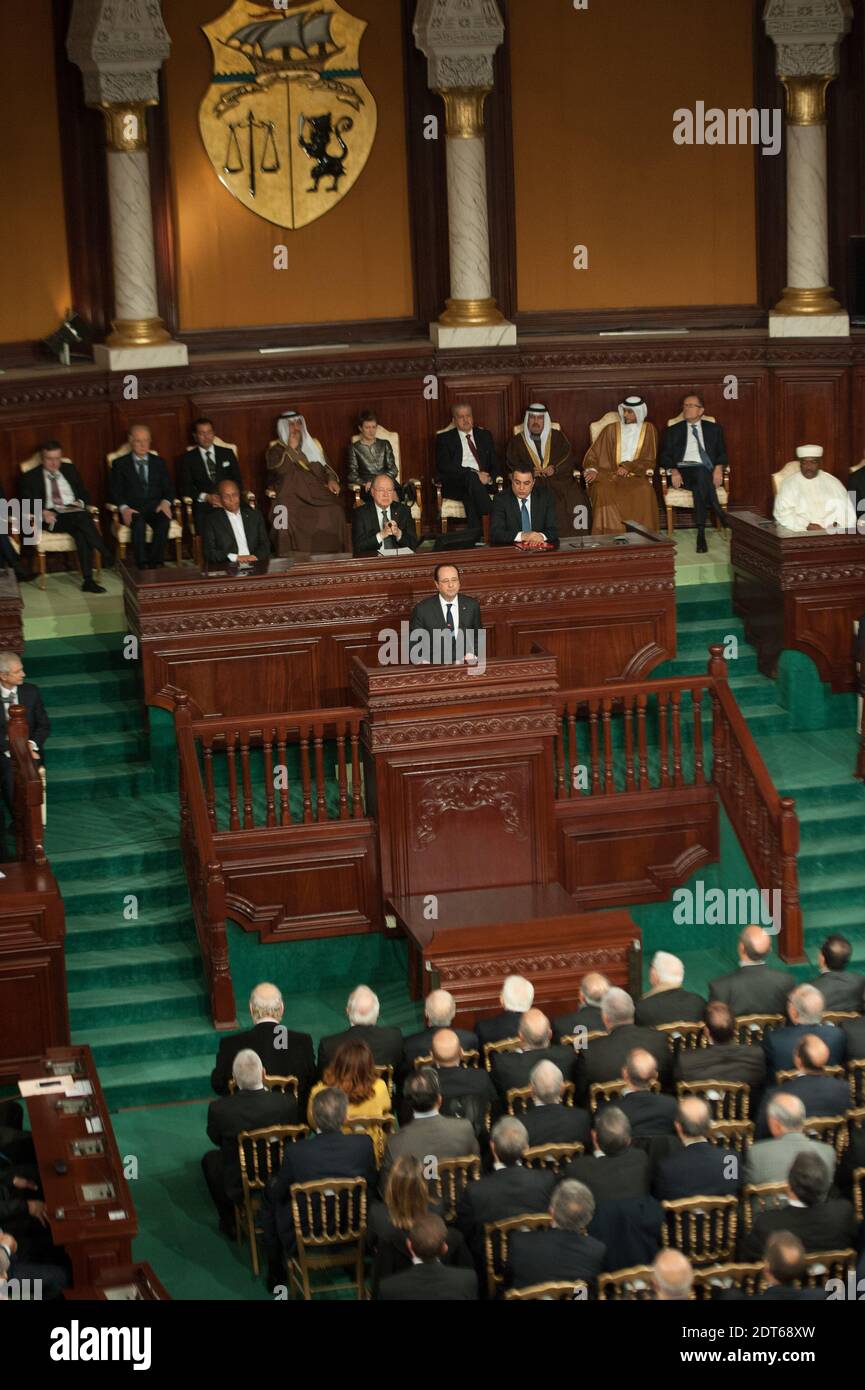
[
  {"x1": 110, "y1": 424, "x2": 176, "y2": 569},
  {"x1": 381, "y1": 1070, "x2": 478, "y2": 1190},
  {"x1": 589, "y1": 1193, "x2": 664, "y2": 1274},
  {"x1": 807, "y1": 933, "x2": 865, "y2": 1013},
  {"x1": 262, "y1": 1087, "x2": 377, "y2": 1288},
  {"x1": 659, "y1": 392, "x2": 729, "y2": 553},
  {"x1": 435, "y1": 402, "x2": 498, "y2": 537},
  {"x1": 377, "y1": 1213, "x2": 477, "y2": 1301},
  {"x1": 764, "y1": 984, "x2": 846, "y2": 1077},
  {"x1": 635, "y1": 951, "x2": 706, "y2": 1026},
  {"x1": 476, "y1": 974, "x2": 535, "y2": 1048},
  {"x1": 402, "y1": 990, "x2": 478, "y2": 1066},
  {"x1": 520, "y1": 1060, "x2": 591, "y2": 1150},
  {"x1": 553, "y1": 974, "x2": 610, "y2": 1041},
  {"x1": 266, "y1": 411, "x2": 344, "y2": 557},
  {"x1": 307, "y1": 1040, "x2": 392, "y2": 1126},
  {"x1": 843, "y1": 1008, "x2": 865, "y2": 1061},
  {"x1": 0, "y1": 649, "x2": 50, "y2": 862},
  {"x1": 429, "y1": 1030, "x2": 498, "y2": 1134},
  {"x1": 651, "y1": 1249, "x2": 695, "y2": 1301},
  {"x1": 317, "y1": 985, "x2": 403, "y2": 1074},
  {"x1": 201, "y1": 1049, "x2": 298, "y2": 1235},
  {"x1": 351, "y1": 475, "x2": 418, "y2": 558},
  {"x1": 20, "y1": 440, "x2": 111, "y2": 593},
  {"x1": 489, "y1": 464, "x2": 558, "y2": 549},
  {"x1": 505, "y1": 404, "x2": 588, "y2": 538},
  {"x1": 408, "y1": 564, "x2": 484, "y2": 665},
  {"x1": 0, "y1": 1230, "x2": 67, "y2": 1302},
  {"x1": 740, "y1": 1151, "x2": 857, "y2": 1263},
  {"x1": 455, "y1": 1117, "x2": 556, "y2": 1261},
  {"x1": 576, "y1": 988, "x2": 672, "y2": 1099},
  {"x1": 603, "y1": 1049, "x2": 677, "y2": 1139},
  {"x1": 675, "y1": 1000, "x2": 767, "y2": 1090},
  {"x1": 773, "y1": 446, "x2": 856, "y2": 533},
  {"x1": 347, "y1": 410, "x2": 404, "y2": 501},
  {"x1": 654, "y1": 1098, "x2": 740, "y2": 1200},
  {"x1": 708, "y1": 925, "x2": 797, "y2": 1017},
  {"x1": 581, "y1": 395, "x2": 659, "y2": 535},
  {"x1": 743, "y1": 1094, "x2": 835, "y2": 1188},
  {"x1": 490, "y1": 1009, "x2": 577, "y2": 1097},
  {"x1": 211, "y1": 982, "x2": 314, "y2": 1104},
  {"x1": 202, "y1": 479, "x2": 270, "y2": 568},
  {"x1": 0, "y1": 1169, "x2": 68, "y2": 1292},
  {"x1": 755, "y1": 1035, "x2": 850, "y2": 1139},
  {"x1": 507, "y1": 1180, "x2": 605, "y2": 1291},
  {"x1": 0, "y1": 1101, "x2": 35, "y2": 1167},
  {"x1": 0, "y1": 480, "x2": 36, "y2": 583},
  {"x1": 565, "y1": 1106, "x2": 650, "y2": 1200},
  {"x1": 369, "y1": 1155, "x2": 473, "y2": 1295},
  {"x1": 753, "y1": 1231, "x2": 829, "y2": 1301},
  {"x1": 180, "y1": 417, "x2": 242, "y2": 535}
]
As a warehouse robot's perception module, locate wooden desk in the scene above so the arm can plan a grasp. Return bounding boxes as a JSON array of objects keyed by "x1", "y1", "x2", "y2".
[
  {"x1": 124, "y1": 528, "x2": 676, "y2": 717},
  {"x1": 0, "y1": 569, "x2": 23, "y2": 654},
  {"x1": 729, "y1": 509, "x2": 865, "y2": 690},
  {"x1": 0, "y1": 863, "x2": 68, "y2": 1083},
  {"x1": 64, "y1": 1262, "x2": 170, "y2": 1301},
  {"x1": 19, "y1": 1045, "x2": 137, "y2": 1288}
]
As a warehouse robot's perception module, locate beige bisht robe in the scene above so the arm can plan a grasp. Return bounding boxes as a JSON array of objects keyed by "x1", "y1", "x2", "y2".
[
  {"x1": 582, "y1": 421, "x2": 660, "y2": 535},
  {"x1": 266, "y1": 442, "x2": 346, "y2": 555},
  {"x1": 505, "y1": 429, "x2": 589, "y2": 537}
]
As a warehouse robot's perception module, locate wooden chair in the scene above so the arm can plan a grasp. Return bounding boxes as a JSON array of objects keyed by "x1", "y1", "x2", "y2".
[
  {"x1": 708, "y1": 1119, "x2": 754, "y2": 1155},
  {"x1": 342, "y1": 1113, "x2": 396, "y2": 1168},
  {"x1": 771, "y1": 458, "x2": 803, "y2": 497},
  {"x1": 504, "y1": 1280, "x2": 588, "y2": 1301},
  {"x1": 413, "y1": 1049, "x2": 480, "y2": 1070},
  {"x1": 656, "y1": 1021, "x2": 707, "y2": 1059},
  {"x1": 523, "y1": 1141, "x2": 584, "y2": 1175},
  {"x1": 597, "y1": 1264, "x2": 656, "y2": 1300},
  {"x1": 483, "y1": 1036, "x2": 521, "y2": 1072},
  {"x1": 235, "y1": 1123, "x2": 308, "y2": 1276},
  {"x1": 589, "y1": 1077, "x2": 659, "y2": 1115},
  {"x1": 677, "y1": 1080, "x2": 750, "y2": 1122},
  {"x1": 800, "y1": 1249, "x2": 856, "y2": 1287},
  {"x1": 507, "y1": 1082, "x2": 575, "y2": 1115},
  {"x1": 348, "y1": 426, "x2": 422, "y2": 529},
  {"x1": 803, "y1": 1114, "x2": 848, "y2": 1158},
  {"x1": 286, "y1": 1177, "x2": 367, "y2": 1300},
  {"x1": 741, "y1": 1180, "x2": 788, "y2": 1232},
  {"x1": 735, "y1": 1013, "x2": 784, "y2": 1045},
  {"x1": 561, "y1": 1029, "x2": 606, "y2": 1049},
  {"x1": 105, "y1": 442, "x2": 184, "y2": 565},
  {"x1": 849, "y1": 1060, "x2": 865, "y2": 1108},
  {"x1": 228, "y1": 1073, "x2": 300, "y2": 1099},
  {"x1": 587, "y1": 410, "x2": 656, "y2": 490},
  {"x1": 661, "y1": 1195, "x2": 738, "y2": 1265},
  {"x1": 822, "y1": 1011, "x2": 859, "y2": 1027},
  {"x1": 776, "y1": 1065, "x2": 846, "y2": 1085},
  {"x1": 428, "y1": 1154, "x2": 481, "y2": 1222},
  {"x1": 851, "y1": 1166, "x2": 865, "y2": 1223},
  {"x1": 660, "y1": 413, "x2": 729, "y2": 535},
  {"x1": 18, "y1": 452, "x2": 103, "y2": 590},
  {"x1": 433, "y1": 423, "x2": 503, "y2": 535},
  {"x1": 692, "y1": 1262, "x2": 764, "y2": 1300},
  {"x1": 484, "y1": 1211, "x2": 552, "y2": 1299},
  {"x1": 180, "y1": 439, "x2": 256, "y2": 566},
  {"x1": 374, "y1": 1063, "x2": 395, "y2": 1100}
]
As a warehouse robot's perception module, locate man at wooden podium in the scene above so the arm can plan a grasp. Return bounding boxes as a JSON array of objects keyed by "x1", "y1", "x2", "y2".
[{"x1": 409, "y1": 563, "x2": 484, "y2": 665}]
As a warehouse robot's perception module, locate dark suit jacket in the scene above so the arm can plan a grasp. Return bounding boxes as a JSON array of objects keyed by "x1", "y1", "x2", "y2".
[
  {"x1": 708, "y1": 962, "x2": 797, "y2": 1017},
  {"x1": 408, "y1": 593, "x2": 483, "y2": 659},
  {"x1": 842, "y1": 1015, "x2": 865, "y2": 1060},
  {"x1": 740, "y1": 1198, "x2": 858, "y2": 1262},
  {"x1": 378, "y1": 1262, "x2": 477, "y2": 1300},
  {"x1": 202, "y1": 505, "x2": 271, "y2": 566},
  {"x1": 611, "y1": 1091, "x2": 678, "y2": 1138},
  {"x1": 635, "y1": 987, "x2": 706, "y2": 1027},
  {"x1": 508, "y1": 1228, "x2": 605, "y2": 1290},
  {"x1": 521, "y1": 1103, "x2": 591, "y2": 1150},
  {"x1": 269, "y1": 1131, "x2": 377, "y2": 1248},
  {"x1": 577, "y1": 1024, "x2": 673, "y2": 1098},
  {"x1": 352, "y1": 500, "x2": 418, "y2": 557},
  {"x1": 589, "y1": 1196, "x2": 664, "y2": 1272},
  {"x1": 19, "y1": 462, "x2": 90, "y2": 508},
  {"x1": 553, "y1": 1005, "x2": 604, "y2": 1041},
  {"x1": 755, "y1": 1074, "x2": 852, "y2": 1138},
  {"x1": 489, "y1": 487, "x2": 558, "y2": 547},
  {"x1": 806, "y1": 970, "x2": 865, "y2": 1013},
  {"x1": 110, "y1": 452, "x2": 176, "y2": 510},
  {"x1": 564, "y1": 1146, "x2": 650, "y2": 1201},
  {"x1": 456, "y1": 1165, "x2": 555, "y2": 1251},
  {"x1": 436, "y1": 1065, "x2": 498, "y2": 1125},
  {"x1": 491, "y1": 1044, "x2": 577, "y2": 1098},
  {"x1": 0, "y1": 682, "x2": 50, "y2": 759},
  {"x1": 210, "y1": 1021, "x2": 314, "y2": 1102},
  {"x1": 764, "y1": 1023, "x2": 846, "y2": 1078},
  {"x1": 659, "y1": 418, "x2": 729, "y2": 472},
  {"x1": 477, "y1": 1011, "x2": 523, "y2": 1048},
  {"x1": 317, "y1": 1024, "x2": 403, "y2": 1075},
  {"x1": 655, "y1": 1140, "x2": 740, "y2": 1200},
  {"x1": 401, "y1": 1027, "x2": 478, "y2": 1066},
  {"x1": 675, "y1": 1040, "x2": 767, "y2": 1090},
  {"x1": 435, "y1": 426, "x2": 497, "y2": 494},
  {"x1": 180, "y1": 445, "x2": 241, "y2": 501},
  {"x1": 754, "y1": 1284, "x2": 828, "y2": 1301},
  {"x1": 206, "y1": 1087, "x2": 298, "y2": 1201}
]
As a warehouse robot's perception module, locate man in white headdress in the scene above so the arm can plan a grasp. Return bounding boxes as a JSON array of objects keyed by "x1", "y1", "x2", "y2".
[
  {"x1": 505, "y1": 404, "x2": 589, "y2": 536},
  {"x1": 581, "y1": 395, "x2": 659, "y2": 535},
  {"x1": 773, "y1": 446, "x2": 857, "y2": 533},
  {"x1": 266, "y1": 411, "x2": 345, "y2": 555}
]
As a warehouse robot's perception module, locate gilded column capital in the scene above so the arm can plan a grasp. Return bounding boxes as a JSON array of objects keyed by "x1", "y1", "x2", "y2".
[
  {"x1": 99, "y1": 101, "x2": 156, "y2": 152},
  {"x1": 434, "y1": 87, "x2": 491, "y2": 140}
]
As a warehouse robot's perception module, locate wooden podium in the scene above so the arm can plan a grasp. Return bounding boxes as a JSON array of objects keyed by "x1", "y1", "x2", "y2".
[{"x1": 351, "y1": 655, "x2": 641, "y2": 1023}]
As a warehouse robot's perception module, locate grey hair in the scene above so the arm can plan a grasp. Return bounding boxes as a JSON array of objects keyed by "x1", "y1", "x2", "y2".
[
  {"x1": 249, "y1": 982, "x2": 283, "y2": 1023},
  {"x1": 232, "y1": 1049, "x2": 264, "y2": 1091},
  {"x1": 551, "y1": 1180, "x2": 595, "y2": 1232},
  {"x1": 652, "y1": 951, "x2": 684, "y2": 986},
  {"x1": 789, "y1": 984, "x2": 824, "y2": 1025},
  {"x1": 425, "y1": 990, "x2": 456, "y2": 1028},
  {"x1": 347, "y1": 985, "x2": 380, "y2": 1025},
  {"x1": 501, "y1": 975, "x2": 534, "y2": 1013},
  {"x1": 0, "y1": 651, "x2": 20, "y2": 677},
  {"x1": 767, "y1": 1093, "x2": 805, "y2": 1132},
  {"x1": 490, "y1": 1116, "x2": 528, "y2": 1164},
  {"x1": 530, "y1": 1059, "x2": 564, "y2": 1104},
  {"x1": 600, "y1": 987, "x2": 634, "y2": 1027},
  {"x1": 312, "y1": 1087, "x2": 349, "y2": 1133}
]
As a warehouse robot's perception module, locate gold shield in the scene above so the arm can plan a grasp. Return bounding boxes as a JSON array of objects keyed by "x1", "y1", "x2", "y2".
[{"x1": 199, "y1": 0, "x2": 377, "y2": 229}]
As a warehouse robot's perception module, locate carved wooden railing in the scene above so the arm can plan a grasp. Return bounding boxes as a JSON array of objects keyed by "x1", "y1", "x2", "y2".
[{"x1": 8, "y1": 704, "x2": 46, "y2": 865}]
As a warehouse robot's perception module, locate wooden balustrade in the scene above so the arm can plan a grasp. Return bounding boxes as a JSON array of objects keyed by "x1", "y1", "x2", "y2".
[{"x1": 8, "y1": 704, "x2": 46, "y2": 865}]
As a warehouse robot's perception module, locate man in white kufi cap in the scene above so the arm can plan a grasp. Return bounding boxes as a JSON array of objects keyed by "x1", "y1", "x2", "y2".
[
  {"x1": 581, "y1": 394, "x2": 659, "y2": 534},
  {"x1": 773, "y1": 446, "x2": 856, "y2": 533}
]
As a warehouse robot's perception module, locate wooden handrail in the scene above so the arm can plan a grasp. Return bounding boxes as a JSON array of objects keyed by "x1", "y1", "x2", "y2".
[{"x1": 7, "y1": 705, "x2": 45, "y2": 866}]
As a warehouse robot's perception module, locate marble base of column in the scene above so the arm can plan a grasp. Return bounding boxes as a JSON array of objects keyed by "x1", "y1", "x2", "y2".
[
  {"x1": 431, "y1": 297, "x2": 516, "y2": 347},
  {"x1": 768, "y1": 310, "x2": 850, "y2": 339},
  {"x1": 94, "y1": 339, "x2": 189, "y2": 369}
]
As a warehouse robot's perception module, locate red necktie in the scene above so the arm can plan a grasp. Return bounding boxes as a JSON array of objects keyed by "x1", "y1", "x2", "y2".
[
  {"x1": 49, "y1": 473, "x2": 63, "y2": 506},
  {"x1": 466, "y1": 434, "x2": 480, "y2": 466}
]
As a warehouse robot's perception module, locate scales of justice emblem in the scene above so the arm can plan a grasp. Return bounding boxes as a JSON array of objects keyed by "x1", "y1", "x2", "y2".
[{"x1": 198, "y1": 0, "x2": 377, "y2": 229}]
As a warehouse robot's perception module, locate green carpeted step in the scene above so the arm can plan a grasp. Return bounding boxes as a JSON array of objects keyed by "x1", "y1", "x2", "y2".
[
  {"x1": 24, "y1": 634, "x2": 130, "y2": 676},
  {"x1": 84, "y1": 1055, "x2": 215, "y2": 1110},
  {"x1": 60, "y1": 867, "x2": 187, "y2": 914},
  {"x1": 44, "y1": 792, "x2": 178, "y2": 856},
  {"x1": 47, "y1": 730, "x2": 150, "y2": 769},
  {"x1": 66, "y1": 911, "x2": 193, "y2": 953},
  {"x1": 66, "y1": 941, "x2": 203, "y2": 990},
  {"x1": 47, "y1": 761, "x2": 157, "y2": 801},
  {"x1": 46, "y1": 699, "x2": 146, "y2": 733},
  {"x1": 49, "y1": 839, "x2": 181, "y2": 882},
  {"x1": 69, "y1": 979, "x2": 211, "y2": 1031},
  {"x1": 37, "y1": 669, "x2": 141, "y2": 701},
  {"x1": 83, "y1": 1017, "x2": 219, "y2": 1069}
]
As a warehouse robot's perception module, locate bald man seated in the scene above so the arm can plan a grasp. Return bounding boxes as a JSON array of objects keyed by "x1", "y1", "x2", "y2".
[
  {"x1": 429, "y1": 1029, "x2": 498, "y2": 1135},
  {"x1": 351, "y1": 475, "x2": 419, "y2": 558},
  {"x1": 634, "y1": 951, "x2": 706, "y2": 1027},
  {"x1": 654, "y1": 1098, "x2": 740, "y2": 1201},
  {"x1": 598, "y1": 1050, "x2": 677, "y2": 1139},
  {"x1": 754, "y1": 1034, "x2": 850, "y2": 1139},
  {"x1": 708, "y1": 925, "x2": 797, "y2": 1018},
  {"x1": 764, "y1": 984, "x2": 847, "y2": 1078},
  {"x1": 489, "y1": 1009, "x2": 578, "y2": 1099},
  {"x1": 749, "y1": 1232, "x2": 829, "y2": 1302},
  {"x1": 652, "y1": 1249, "x2": 694, "y2": 1302},
  {"x1": 476, "y1": 974, "x2": 535, "y2": 1048},
  {"x1": 553, "y1": 972, "x2": 609, "y2": 1041},
  {"x1": 401, "y1": 990, "x2": 477, "y2": 1069},
  {"x1": 210, "y1": 981, "x2": 314, "y2": 1106},
  {"x1": 317, "y1": 984, "x2": 404, "y2": 1075},
  {"x1": 575, "y1": 988, "x2": 673, "y2": 1101}
]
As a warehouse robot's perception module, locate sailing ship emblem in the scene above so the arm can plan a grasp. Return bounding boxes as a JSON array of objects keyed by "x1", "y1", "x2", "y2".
[{"x1": 199, "y1": 0, "x2": 377, "y2": 229}]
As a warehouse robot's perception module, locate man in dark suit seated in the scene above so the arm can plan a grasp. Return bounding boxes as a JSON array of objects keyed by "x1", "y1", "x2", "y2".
[
  {"x1": 843, "y1": 1010, "x2": 865, "y2": 1061},
  {"x1": 601, "y1": 1049, "x2": 677, "y2": 1139},
  {"x1": 635, "y1": 951, "x2": 706, "y2": 1027},
  {"x1": 565, "y1": 1106, "x2": 650, "y2": 1200},
  {"x1": 377, "y1": 1213, "x2": 477, "y2": 1301},
  {"x1": 652, "y1": 1249, "x2": 695, "y2": 1300},
  {"x1": 455, "y1": 1116, "x2": 555, "y2": 1264},
  {"x1": 552, "y1": 972, "x2": 609, "y2": 1042},
  {"x1": 401, "y1": 989, "x2": 477, "y2": 1068},
  {"x1": 202, "y1": 479, "x2": 270, "y2": 568},
  {"x1": 408, "y1": 564, "x2": 484, "y2": 666},
  {"x1": 807, "y1": 933, "x2": 865, "y2": 1013},
  {"x1": 210, "y1": 982, "x2": 314, "y2": 1106},
  {"x1": 381, "y1": 1070, "x2": 478, "y2": 1191},
  {"x1": 708, "y1": 925, "x2": 796, "y2": 1018},
  {"x1": 476, "y1": 974, "x2": 534, "y2": 1049},
  {"x1": 0, "y1": 480, "x2": 36, "y2": 584},
  {"x1": 317, "y1": 984, "x2": 403, "y2": 1075},
  {"x1": 654, "y1": 1097, "x2": 740, "y2": 1200},
  {"x1": 764, "y1": 984, "x2": 846, "y2": 1078},
  {"x1": 739, "y1": 1151, "x2": 857, "y2": 1263},
  {"x1": 435, "y1": 402, "x2": 498, "y2": 537},
  {"x1": 520, "y1": 1059, "x2": 591, "y2": 1150},
  {"x1": 491, "y1": 1009, "x2": 577, "y2": 1100},
  {"x1": 659, "y1": 392, "x2": 728, "y2": 553},
  {"x1": 179, "y1": 417, "x2": 242, "y2": 536},
  {"x1": 352, "y1": 475, "x2": 418, "y2": 558},
  {"x1": 507, "y1": 1180, "x2": 605, "y2": 1291},
  {"x1": 0, "y1": 649, "x2": 50, "y2": 862},
  {"x1": 110, "y1": 423, "x2": 177, "y2": 569},
  {"x1": 20, "y1": 441, "x2": 112, "y2": 593},
  {"x1": 575, "y1": 987, "x2": 673, "y2": 1102},
  {"x1": 750, "y1": 1232, "x2": 829, "y2": 1301},
  {"x1": 429, "y1": 1030, "x2": 498, "y2": 1135},
  {"x1": 675, "y1": 1000, "x2": 767, "y2": 1092},
  {"x1": 489, "y1": 465, "x2": 558, "y2": 549},
  {"x1": 262, "y1": 1087, "x2": 377, "y2": 1289},
  {"x1": 755, "y1": 1034, "x2": 851, "y2": 1139},
  {"x1": 201, "y1": 1048, "x2": 299, "y2": 1235}
]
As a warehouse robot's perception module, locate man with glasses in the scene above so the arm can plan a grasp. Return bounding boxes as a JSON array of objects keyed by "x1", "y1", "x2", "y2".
[{"x1": 659, "y1": 392, "x2": 729, "y2": 552}]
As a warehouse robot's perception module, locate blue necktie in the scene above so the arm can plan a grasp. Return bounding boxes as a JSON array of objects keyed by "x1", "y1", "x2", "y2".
[
  {"x1": 445, "y1": 603, "x2": 454, "y2": 631},
  {"x1": 691, "y1": 424, "x2": 712, "y2": 470},
  {"x1": 136, "y1": 457, "x2": 149, "y2": 487},
  {"x1": 520, "y1": 500, "x2": 530, "y2": 532}
]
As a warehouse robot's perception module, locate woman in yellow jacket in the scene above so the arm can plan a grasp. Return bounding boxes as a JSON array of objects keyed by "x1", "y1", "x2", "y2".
[{"x1": 307, "y1": 1039, "x2": 392, "y2": 1127}]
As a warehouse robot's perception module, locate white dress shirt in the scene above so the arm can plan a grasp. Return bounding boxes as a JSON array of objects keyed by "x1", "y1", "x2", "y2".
[
  {"x1": 438, "y1": 594, "x2": 460, "y2": 635},
  {"x1": 682, "y1": 419, "x2": 707, "y2": 464},
  {"x1": 43, "y1": 468, "x2": 77, "y2": 509},
  {"x1": 459, "y1": 430, "x2": 479, "y2": 471},
  {"x1": 224, "y1": 508, "x2": 252, "y2": 562}
]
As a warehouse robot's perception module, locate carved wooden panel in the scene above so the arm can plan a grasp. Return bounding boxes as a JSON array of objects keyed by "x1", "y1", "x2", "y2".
[
  {"x1": 772, "y1": 369, "x2": 851, "y2": 482},
  {"x1": 0, "y1": 868, "x2": 68, "y2": 1082}
]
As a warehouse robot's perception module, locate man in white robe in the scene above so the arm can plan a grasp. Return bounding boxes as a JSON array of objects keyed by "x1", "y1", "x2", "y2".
[{"x1": 774, "y1": 445, "x2": 857, "y2": 533}]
